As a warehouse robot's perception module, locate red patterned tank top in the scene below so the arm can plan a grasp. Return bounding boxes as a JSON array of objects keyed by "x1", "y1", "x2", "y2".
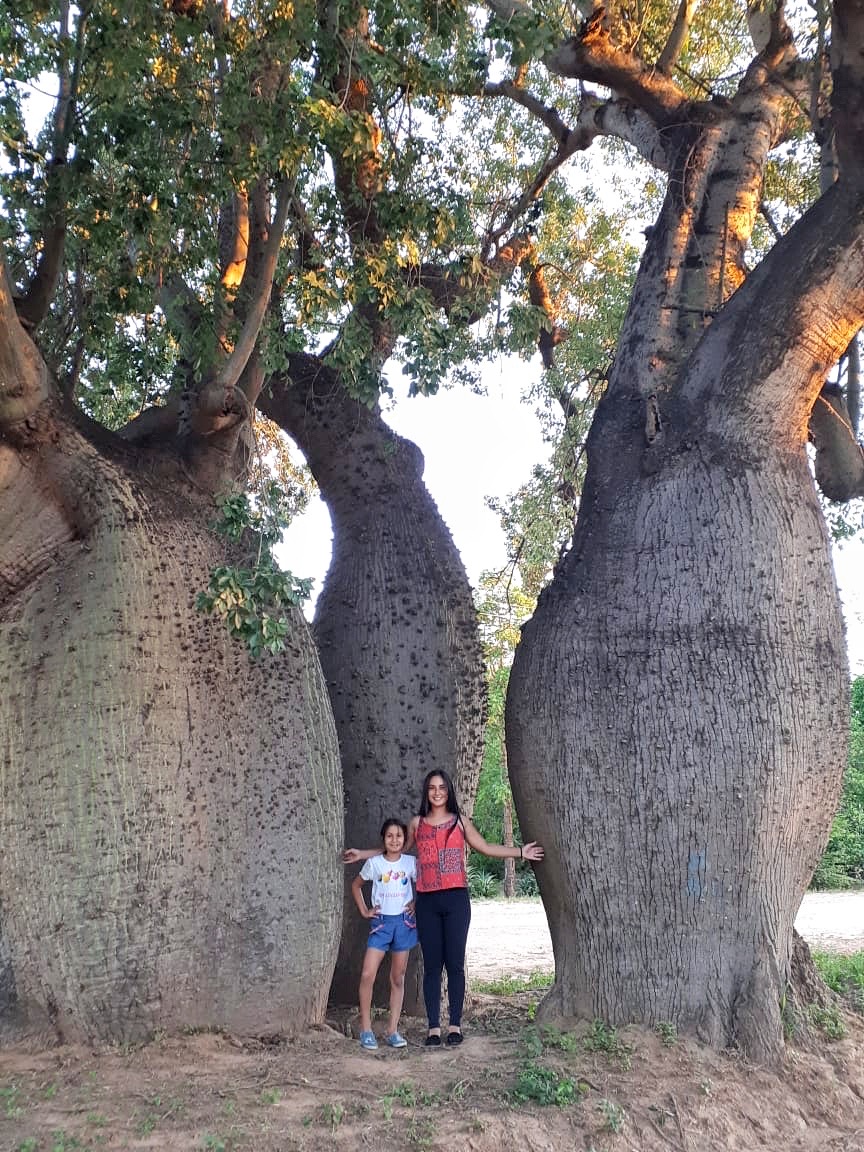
[{"x1": 415, "y1": 816, "x2": 467, "y2": 893}]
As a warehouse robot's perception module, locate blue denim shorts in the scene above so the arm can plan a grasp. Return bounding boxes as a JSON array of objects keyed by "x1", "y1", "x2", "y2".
[{"x1": 367, "y1": 910, "x2": 418, "y2": 953}]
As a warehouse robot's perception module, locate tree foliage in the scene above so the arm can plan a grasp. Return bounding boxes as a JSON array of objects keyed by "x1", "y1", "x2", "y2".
[{"x1": 813, "y1": 677, "x2": 864, "y2": 888}]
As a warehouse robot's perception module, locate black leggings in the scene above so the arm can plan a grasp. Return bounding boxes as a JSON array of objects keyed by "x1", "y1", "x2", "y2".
[{"x1": 415, "y1": 888, "x2": 471, "y2": 1028}]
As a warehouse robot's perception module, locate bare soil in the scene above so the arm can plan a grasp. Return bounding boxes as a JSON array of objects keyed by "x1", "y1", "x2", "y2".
[{"x1": 1, "y1": 897, "x2": 863, "y2": 1152}]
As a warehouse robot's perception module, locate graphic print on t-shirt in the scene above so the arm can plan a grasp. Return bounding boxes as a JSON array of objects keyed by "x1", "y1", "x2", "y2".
[{"x1": 359, "y1": 853, "x2": 417, "y2": 916}]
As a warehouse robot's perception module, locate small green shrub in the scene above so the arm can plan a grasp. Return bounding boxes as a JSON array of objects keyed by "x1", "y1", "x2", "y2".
[
  {"x1": 516, "y1": 869, "x2": 539, "y2": 897},
  {"x1": 467, "y1": 862, "x2": 500, "y2": 899},
  {"x1": 813, "y1": 951, "x2": 864, "y2": 1011},
  {"x1": 598, "y1": 1098, "x2": 626, "y2": 1132},
  {"x1": 654, "y1": 1021, "x2": 677, "y2": 1047},
  {"x1": 808, "y1": 1003, "x2": 847, "y2": 1040},
  {"x1": 512, "y1": 1062, "x2": 585, "y2": 1107},
  {"x1": 583, "y1": 1019, "x2": 633, "y2": 1067}
]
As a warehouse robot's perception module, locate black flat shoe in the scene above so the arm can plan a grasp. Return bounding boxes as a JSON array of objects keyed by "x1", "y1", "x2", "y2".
[
  {"x1": 425, "y1": 1033, "x2": 442, "y2": 1047},
  {"x1": 446, "y1": 1031, "x2": 463, "y2": 1046}
]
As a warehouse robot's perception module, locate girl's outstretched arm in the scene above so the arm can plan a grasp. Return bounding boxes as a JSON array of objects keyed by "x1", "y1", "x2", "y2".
[
  {"x1": 342, "y1": 847, "x2": 377, "y2": 864},
  {"x1": 461, "y1": 816, "x2": 544, "y2": 862}
]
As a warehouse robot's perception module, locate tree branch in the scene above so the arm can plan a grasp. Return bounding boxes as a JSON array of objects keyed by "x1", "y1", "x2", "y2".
[
  {"x1": 657, "y1": 0, "x2": 699, "y2": 75},
  {"x1": 0, "y1": 255, "x2": 51, "y2": 427},
  {"x1": 527, "y1": 263, "x2": 567, "y2": 368},
  {"x1": 846, "y1": 333, "x2": 860, "y2": 438},
  {"x1": 544, "y1": 10, "x2": 691, "y2": 125},
  {"x1": 15, "y1": 1, "x2": 88, "y2": 329},
  {"x1": 212, "y1": 179, "x2": 290, "y2": 396},
  {"x1": 810, "y1": 382, "x2": 864, "y2": 500}
]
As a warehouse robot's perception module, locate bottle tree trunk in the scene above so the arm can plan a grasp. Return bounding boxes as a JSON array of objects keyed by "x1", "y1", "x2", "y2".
[
  {"x1": 261, "y1": 359, "x2": 486, "y2": 1013},
  {"x1": 0, "y1": 312, "x2": 343, "y2": 1044},
  {"x1": 506, "y1": 6, "x2": 864, "y2": 1065}
]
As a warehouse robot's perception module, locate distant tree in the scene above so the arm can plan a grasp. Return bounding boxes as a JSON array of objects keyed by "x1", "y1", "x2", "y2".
[{"x1": 813, "y1": 676, "x2": 864, "y2": 887}]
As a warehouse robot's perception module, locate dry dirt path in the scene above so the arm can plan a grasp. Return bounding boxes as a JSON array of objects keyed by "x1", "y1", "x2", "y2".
[{"x1": 467, "y1": 891, "x2": 864, "y2": 980}]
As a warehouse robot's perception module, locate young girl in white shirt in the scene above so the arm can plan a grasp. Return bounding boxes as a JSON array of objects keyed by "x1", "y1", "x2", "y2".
[{"x1": 351, "y1": 818, "x2": 417, "y2": 1050}]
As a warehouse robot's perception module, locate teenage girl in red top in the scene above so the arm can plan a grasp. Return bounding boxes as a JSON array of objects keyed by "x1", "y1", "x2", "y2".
[{"x1": 345, "y1": 769, "x2": 543, "y2": 1046}]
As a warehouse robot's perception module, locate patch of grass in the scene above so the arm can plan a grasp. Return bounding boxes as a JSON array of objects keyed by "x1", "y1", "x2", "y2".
[
  {"x1": 49, "y1": 1134, "x2": 89, "y2": 1152},
  {"x1": 512, "y1": 1061, "x2": 587, "y2": 1107},
  {"x1": 598, "y1": 1097, "x2": 627, "y2": 1133},
  {"x1": 17, "y1": 1140, "x2": 39, "y2": 1152},
  {"x1": 260, "y1": 1087, "x2": 281, "y2": 1105},
  {"x1": 472, "y1": 971, "x2": 554, "y2": 996},
  {"x1": 813, "y1": 951, "x2": 864, "y2": 1011},
  {"x1": 583, "y1": 1019, "x2": 633, "y2": 1067},
  {"x1": 1, "y1": 1081, "x2": 24, "y2": 1119},
  {"x1": 321, "y1": 1100, "x2": 345, "y2": 1131},
  {"x1": 808, "y1": 1003, "x2": 847, "y2": 1040},
  {"x1": 539, "y1": 1024, "x2": 580, "y2": 1052},
  {"x1": 407, "y1": 1116, "x2": 438, "y2": 1147},
  {"x1": 654, "y1": 1021, "x2": 677, "y2": 1047}
]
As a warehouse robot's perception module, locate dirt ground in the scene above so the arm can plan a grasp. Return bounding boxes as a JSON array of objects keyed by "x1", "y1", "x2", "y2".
[{"x1": 1, "y1": 898, "x2": 863, "y2": 1152}]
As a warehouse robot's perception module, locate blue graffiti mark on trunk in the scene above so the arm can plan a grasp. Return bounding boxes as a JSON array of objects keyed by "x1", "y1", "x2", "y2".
[{"x1": 687, "y1": 849, "x2": 707, "y2": 897}]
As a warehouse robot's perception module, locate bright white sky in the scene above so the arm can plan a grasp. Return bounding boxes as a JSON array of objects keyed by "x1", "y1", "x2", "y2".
[{"x1": 280, "y1": 365, "x2": 864, "y2": 677}]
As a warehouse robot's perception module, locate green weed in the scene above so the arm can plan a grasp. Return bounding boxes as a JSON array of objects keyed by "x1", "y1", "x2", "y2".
[
  {"x1": 512, "y1": 1061, "x2": 586, "y2": 1107},
  {"x1": 654, "y1": 1021, "x2": 677, "y2": 1047},
  {"x1": 583, "y1": 1019, "x2": 633, "y2": 1067},
  {"x1": 17, "y1": 1140, "x2": 39, "y2": 1152},
  {"x1": 321, "y1": 1101, "x2": 344, "y2": 1131},
  {"x1": 260, "y1": 1087, "x2": 281, "y2": 1105},
  {"x1": 539, "y1": 1024, "x2": 580, "y2": 1052},
  {"x1": 1, "y1": 1082, "x2": 24, "y2": 1119},
  {"x1": 813, "y1": 951, "x2": 864, "y2": 1011},
  {"x1": 407, "y1": 1116, "x2": 438, "y2": 1147},
  {"x1": 808, "y1": 1003, "x2": 847, "y2": 1040},
  {"x1": 598, "y1": 1098, "x2": 626, "y2": 1133}
]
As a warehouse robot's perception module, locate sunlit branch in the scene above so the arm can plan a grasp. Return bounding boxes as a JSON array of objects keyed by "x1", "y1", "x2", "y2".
[
  {"x1": 545, "y1": 10, "x2": 690, "y2": 124},
  {"x1": 527, "y1": 264, "x2": 567, "y2": 368},
  {"x1": 213, "y1": 180, "x2": 291, "y2": 395},
  {"x1": 657, "y1": 0, "x2": 699, "y2": 75}
]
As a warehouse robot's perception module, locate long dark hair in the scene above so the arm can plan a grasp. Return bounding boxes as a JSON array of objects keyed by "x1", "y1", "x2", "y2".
[{"x1": 418, "y1": 770, "x2": 461, "y2": 823}]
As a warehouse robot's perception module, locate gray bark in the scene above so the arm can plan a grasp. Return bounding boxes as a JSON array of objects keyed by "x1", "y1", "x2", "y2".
[
  {"x1": 506, "y1": 9, "x2": 864, "y2": 1062},
  {"x1": 260, "y1": 360, "x2": 485, "y2": 1012},
  {"x1": 0, "y1": 401, "x2": 343, "y2": 1044}
]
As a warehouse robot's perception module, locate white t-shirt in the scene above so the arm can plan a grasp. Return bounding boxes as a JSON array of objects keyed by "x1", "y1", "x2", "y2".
[{"x1": 360, "y1": 853, "x2": 416, "y2": 916}]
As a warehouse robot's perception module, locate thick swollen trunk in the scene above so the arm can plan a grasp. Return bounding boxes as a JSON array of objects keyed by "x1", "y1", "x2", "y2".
[
  {"x1": 261, "y1": 368, "x2": 485, "y2": 1012},
  {"x1": 507, "y1": 341, "x2": 850, "y2": 1067},
  {"x1": 0, "y1": 419, "x2": 342, "y2": 1044}
]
